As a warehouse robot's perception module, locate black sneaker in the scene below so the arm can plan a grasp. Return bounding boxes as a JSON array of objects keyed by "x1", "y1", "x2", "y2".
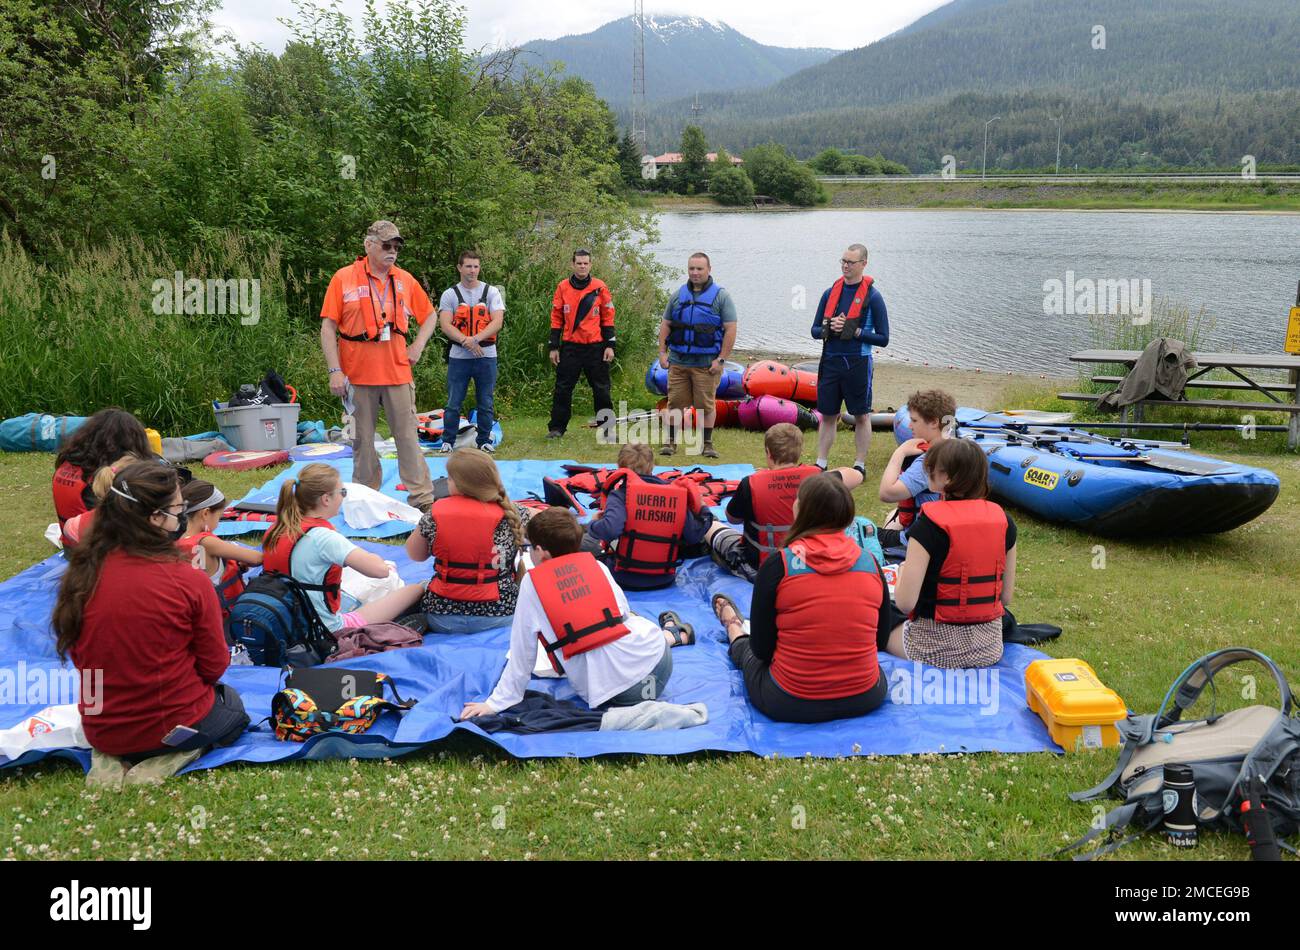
[
  {"x1": 853, "y1": 463, "x2": 866, "y2": 477},
  {"x1": 546, "y1": 430, "x2": 563, "y2": 439}
]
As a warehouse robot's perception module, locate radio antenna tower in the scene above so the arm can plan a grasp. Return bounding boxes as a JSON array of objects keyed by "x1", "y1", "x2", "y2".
[
  {"x1": 691, "y1": 92, "x2": 702, "y2": 120},
  {"x1": 632, "y1": 0, "x2": 647, "y2": 154}
]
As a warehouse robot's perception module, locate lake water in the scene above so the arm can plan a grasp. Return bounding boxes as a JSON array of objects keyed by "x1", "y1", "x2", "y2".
[{"x1": 650, "y1": 210, "x2": 1299, "y2": 376}]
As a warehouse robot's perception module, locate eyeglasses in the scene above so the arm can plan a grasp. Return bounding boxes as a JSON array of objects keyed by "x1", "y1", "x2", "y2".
[
  {"x1": 840, "y1": 258, "x2": 865, "y2": 266},
  {"x1": 337, "y1": 487, "x2": 349, "y2": 498}
]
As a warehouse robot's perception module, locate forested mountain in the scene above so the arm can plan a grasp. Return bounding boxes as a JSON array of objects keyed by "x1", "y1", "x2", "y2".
[
  {"x1": 640, "y1": 0, "x2": 1300, "y2": 168},
  {"x1": 502, "y1": 15, "x2": 838, "y2": 107}
]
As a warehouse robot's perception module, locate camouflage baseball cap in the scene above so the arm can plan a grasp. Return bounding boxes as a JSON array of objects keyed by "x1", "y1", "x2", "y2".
[{"x1": 365, "y1": 220, "x2": 402, "y2": 242}]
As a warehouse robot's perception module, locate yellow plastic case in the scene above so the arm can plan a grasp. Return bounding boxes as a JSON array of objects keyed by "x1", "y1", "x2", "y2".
[
  {"x1": 1024, "y1": 658, "x2": 1127, "y2": 751},
  {"x1": 145, "y1": 427, "x2": 163, "y2": 456}
]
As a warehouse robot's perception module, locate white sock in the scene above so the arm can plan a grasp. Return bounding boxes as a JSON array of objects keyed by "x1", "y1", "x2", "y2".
[
  {"x1": 854, "y1": 459, "x2": 866, "y2": 470},
  {"x1": 816, "y1": 458, "x2": 828, "y2": 469}
]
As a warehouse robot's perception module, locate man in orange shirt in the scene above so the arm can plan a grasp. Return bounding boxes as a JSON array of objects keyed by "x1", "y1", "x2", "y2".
[
  {"x1": 547, "y1": 249, "x2": 615, "y2": 439},
  {"x1": 319, "y1": 220, "x2": 437, "y2": 511}
]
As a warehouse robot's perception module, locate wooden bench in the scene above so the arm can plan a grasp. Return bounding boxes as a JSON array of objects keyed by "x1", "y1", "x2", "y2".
[{"x1": 1065, "y1": 349, "x2": 1300, "y2": 449}]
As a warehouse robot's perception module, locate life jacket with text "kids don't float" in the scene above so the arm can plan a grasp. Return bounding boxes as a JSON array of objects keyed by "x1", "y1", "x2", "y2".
[
  {"x1": 52, "y1": 461, "x2": 92, "y2": 526},
  {"x1": 919, "y1": 499, "x2": 1008, "y2": 625},
  {"x1": 335, "y1": 258, "x2": 416, "y2": 343},
  {"x1": 428, "y1": 495, "x2": 504, "y2": 602},
  {"x1": 744, "y1": 464, "x2": 822, "y2": 564},
  {"x1": 531, "y1": 551, "x2": 631, "y2": 673},
  {"x1": 604, "y1": 469, "x2": 702, "y2": 580}
]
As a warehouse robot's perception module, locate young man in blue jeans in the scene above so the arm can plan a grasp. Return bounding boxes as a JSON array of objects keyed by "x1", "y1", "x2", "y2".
[{"x1": 438, "y1": 250, "x2": 504, "y2": 453}]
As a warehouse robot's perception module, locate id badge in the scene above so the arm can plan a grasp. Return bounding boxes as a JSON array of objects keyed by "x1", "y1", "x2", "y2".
[{"x1": 380, "y1": 324, "x2": 391, "y2": 342}]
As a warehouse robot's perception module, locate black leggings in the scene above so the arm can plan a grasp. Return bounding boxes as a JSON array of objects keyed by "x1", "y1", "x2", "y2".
[
  {"x1": 728, "y1": 636, "x2": 888, "y2": 724},
  {"x1": 124, "y1": 683, "x2": 250, "y2": 765}
]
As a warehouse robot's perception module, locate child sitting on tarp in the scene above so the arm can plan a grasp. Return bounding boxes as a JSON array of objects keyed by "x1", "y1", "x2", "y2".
[
  {"x1": 53, "y1": 408, "x2": 153, "y2": 545},
  {"x1": 581, "y1": 442, "x2": 713, "y2": 591},
  {"x1": 52, "y1": 461, "x2": 250, "y2": 787},
  {"x1": 877, "y1": 388, "x2": 956, "y2": 555},
  {"x1": 178, "y1": 479, "x2": 263, "y2": 618},
  {"x1": 706, "y1": 423, "x2": 863, "y2": 583},
  {"x1": 264, "y1": 463, "x2": 424, "y2": 632},
  {"x1": 884, "y1": 439, "x2": 1017, "y2": 669},
  {"x1": 461, "y1": 507, "x2": 686, "y2": 721},
  {"x1": 710, "y1": 473, "x2": 889, "y2": 724},
  {"x1": 405, "y1": 448, "x2": 531, "y2": 632}
]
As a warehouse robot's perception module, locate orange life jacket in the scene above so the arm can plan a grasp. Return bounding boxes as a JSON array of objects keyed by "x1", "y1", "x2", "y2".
[
  {"x1": 336, "y1": 258, "x2": 416, "y2": 343},
  {"x1": 744, "y1": 464, "x2": 822, "y2": 564},
  {"x1": 428, "y1": 495, "x2": 503, "y2": 602},
  {"x1": 606, "y1": 470, "x2": 701, "y2": 579},
  {"x1": 52, "y1": 461, "x2": 91, "y2": 526},
  {"x1": 262, "y1": 517, "x2": 343, "y2": 613},
  {"x1": 531, "y1": 551, "x2": 631, "y2": 671},
  {"x1": 554, "y1": 277, "x2": 611, "y2": 345},
  {"x1": 920, "y1": 499, "x2": 1008, "y2": 624},
  {"x1": 450, "y1": 284, "x2": 498, "y2": 345},
  {"x1": 177, "y1": 531, "x2": 247, "y2": 617},
  {"x1": 895, "y1": 442, "x2": 930, "y2": 529}
]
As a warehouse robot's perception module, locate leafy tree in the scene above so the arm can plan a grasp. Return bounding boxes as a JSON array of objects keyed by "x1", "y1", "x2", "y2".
[
  {"x1": 678, "y1": 124, "x2": 709, "y2": 192},
  {"x1": 809, "y1": 148, "x2": 847, "y2": 174},
  {"x1": 742, "y1": 142, "x2": 824, "y2": 206},
  {"x1": 709, "y1": 165, "x2": 754, "y2": 206}
]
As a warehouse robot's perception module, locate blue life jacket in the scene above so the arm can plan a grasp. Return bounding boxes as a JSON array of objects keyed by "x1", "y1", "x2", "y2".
[{"x1": 667, "y1": 281, "x2": 724, "y2": 357}]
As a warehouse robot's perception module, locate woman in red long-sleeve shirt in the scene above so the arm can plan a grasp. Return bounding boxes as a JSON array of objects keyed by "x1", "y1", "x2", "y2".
[{"x1": 52, "y1": 461, "x2": 249, "y2": 787}]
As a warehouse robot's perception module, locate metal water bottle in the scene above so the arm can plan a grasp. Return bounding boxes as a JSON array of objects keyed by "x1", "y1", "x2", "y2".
[{"x1": 1162, "y1": 763, "x2": 1198, "y2": 848}]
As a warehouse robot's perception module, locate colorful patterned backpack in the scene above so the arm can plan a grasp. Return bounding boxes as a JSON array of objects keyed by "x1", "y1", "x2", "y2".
[{"x1": 271, "y1": 667, "x2": 417, "y2": 742}]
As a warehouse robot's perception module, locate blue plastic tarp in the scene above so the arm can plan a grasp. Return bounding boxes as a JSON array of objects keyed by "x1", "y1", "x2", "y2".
[{"x1": 0, "y1": 531, "x2": 1057, "y2": 772}]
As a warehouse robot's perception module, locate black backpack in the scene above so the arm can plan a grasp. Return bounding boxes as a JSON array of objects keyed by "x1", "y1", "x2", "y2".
[{"x1": 226, "y1": 572, "x2": 336, "y2": 668}]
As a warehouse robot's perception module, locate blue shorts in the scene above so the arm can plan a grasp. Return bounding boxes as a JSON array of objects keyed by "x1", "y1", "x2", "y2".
[{"x1": 816, "y1": 354, "x2": 873, "y2": 417}]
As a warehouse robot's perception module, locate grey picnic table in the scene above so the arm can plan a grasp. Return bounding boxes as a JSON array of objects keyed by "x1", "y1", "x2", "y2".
[{"x1": 1063, "y1": 349, "x2": 1300, "y2": 450}]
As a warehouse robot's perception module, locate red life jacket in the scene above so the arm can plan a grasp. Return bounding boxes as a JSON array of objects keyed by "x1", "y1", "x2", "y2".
[
  {"x1": 177, "y1": 531, "x2": 247, "y2": 616},
  {"x1": 895, "y1": 441, "x2": 930, "y2": 529},
  {"x1": 428, "y1": 495, "x2": 504, "y2": 602},
  {"x1": 606, "y1": 470, "x2": 700, "y2": 579},
  {"x1": 52, "y1": 461, "x2": 91, "y2": 526},
  {"x1": 921, "y1": 499, "x2": 1008, "y2": 624},
  {"x1": 824, "y1": 275, "x2": 873, "y2": 332},
  {"x1": 61, "y1": 509, "x2": 95, "y2": 548},
  {"x1": 450, "y1": 284, "x2": 498, "y2": 346},
  {"x1": 262, "y1": 517, "x2": 343, "y2": 613},
  {"x1": 744, "y1": 464, "x2": 822, "y2": 564},
  {"x1": 772, "y1": 537, "x2": 882, "y2": 699},
  {"x1": 594, "y1": 467, "x2": 683, "y2": 513},
  {"x1": 531, "y1": 552, "x2": 631, "y2": 672}
]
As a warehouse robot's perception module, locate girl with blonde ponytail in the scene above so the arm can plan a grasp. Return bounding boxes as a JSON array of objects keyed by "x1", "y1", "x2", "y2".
[
  {"x1": 263, "y1": 463, "x2": 424, "y2": 632},
  {"x1": 405, "y1": 449, "x2": 531, "y2": 633}
]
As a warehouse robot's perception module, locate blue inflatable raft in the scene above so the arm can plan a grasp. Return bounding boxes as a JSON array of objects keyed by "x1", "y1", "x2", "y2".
[
  {"x1": 645, "y1": 360, "x2": 746, "y2": 399},
  {"x1": 894, "y1": 406, "x2": 1280, "y2": 537}
]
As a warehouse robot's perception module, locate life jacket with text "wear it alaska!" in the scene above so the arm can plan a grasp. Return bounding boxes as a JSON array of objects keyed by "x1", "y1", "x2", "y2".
[
  {"x1": 335, "y1": 257, "x2": 416, "y2": 343},
  {"x1": 772, "y1": 533, "x2": 883, "y2": 700},
  {"x1": 895, "y1": 441, "x2": 930, "y2": 529},
  {"x1": 262, "y1": 517, "x2": 343, "y2": 613},
  {"x1": 52, "y1": 461, "x2": 92, "y2": 526},
  {"x1": 666, "y1": 281, "x2": 724, "y2": 358},
  {"x1": 919, "y1": 498, "x2": 1008, "y2": 625},
  {"x1": 745, "y1": 464, "x2": 823, "y2": 564},
  {"x1": 531, "y1": 551, "x2": 632, "y2": 673},
  {"x1": 428, "y1": 494, "x2": 504, "y2": 602},
  {"x1": 176, "y1": 531, "x2": 247, "y2": 617},
  {"x1": 604, "y1": 469, "x2": 702, "y2": 580},
  {"x1": 451, "y1": 284, "x2": 498, "y2": 346},
  {"x1": 822, "y1": 275, "x2": 873, "y2": 344}
]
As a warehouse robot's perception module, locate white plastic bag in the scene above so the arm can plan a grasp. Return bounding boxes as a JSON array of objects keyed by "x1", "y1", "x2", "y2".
[
  {"x1": 340, "y1": 564, "x2": 404, "y2": 606},
  {"x1": 0, "y1": 704, "x2": 88, "y2": 760},
  {"x1": 340, "y1": 482, "x2": 422, "y2": 530}
]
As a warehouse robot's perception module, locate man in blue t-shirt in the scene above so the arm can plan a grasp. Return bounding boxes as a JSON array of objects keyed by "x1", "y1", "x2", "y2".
[{"x1": 811, "y1": 243, "x2": 889, "y2": 476}]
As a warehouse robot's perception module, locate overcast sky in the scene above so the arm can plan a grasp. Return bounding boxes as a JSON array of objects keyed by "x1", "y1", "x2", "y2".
[{"x1": 211, "y1": 0, "x2": 953, "y2": 54}]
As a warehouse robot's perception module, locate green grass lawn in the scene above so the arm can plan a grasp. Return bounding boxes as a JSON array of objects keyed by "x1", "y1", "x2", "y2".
[{"x1": 2, "y1": 416, "x2": 1297, "y2": 860}]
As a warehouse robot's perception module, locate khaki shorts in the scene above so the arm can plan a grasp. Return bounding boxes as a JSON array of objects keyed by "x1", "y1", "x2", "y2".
[{"x1": 667, "y1": 364, "x2": 719, "y2": 416}]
